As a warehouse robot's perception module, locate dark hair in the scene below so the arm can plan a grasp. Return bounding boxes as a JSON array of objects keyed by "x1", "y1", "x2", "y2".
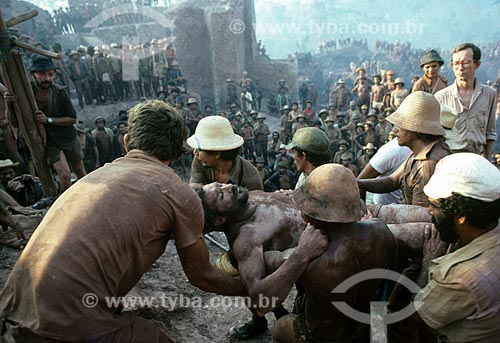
[
  {"x1": 193, "y1": 187, "x2": 219, "y2": 233},
  {"x1": 117, "y1": 121, "x2": 128, "y2": 128},
  {"x1": 439, "y1": 193, "x2": 500, "y2": 230},
  {"x1": 203, "y1": 147, "x2": 241, "y2": 161},
  {"x1": 451, "y1": 43, "x2": 481, "y2": 61},
  {"x1": 415, "y1": 133, "x2": 443, "y2": 143},
  {"x1": 127, "y1": 100, "x2": 187, "y2": 161},
  {"x1": 294, "y1": 146, "x2": 331, "y2": 167}
]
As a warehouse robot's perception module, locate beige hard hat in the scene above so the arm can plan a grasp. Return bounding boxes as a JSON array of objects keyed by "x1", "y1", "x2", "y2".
[{"x1": 293, "y1": 163, "x2": 366, "y2": 223}]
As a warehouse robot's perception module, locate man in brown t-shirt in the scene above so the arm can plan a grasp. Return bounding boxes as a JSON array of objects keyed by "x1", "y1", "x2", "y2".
[{"x1": 0, "y1": 100, "x2": 244, "y2": 342}]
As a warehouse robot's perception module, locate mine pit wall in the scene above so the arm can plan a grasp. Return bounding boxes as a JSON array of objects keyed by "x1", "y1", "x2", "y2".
[{"x1": 52, "y1": 0, "x2": 298, "y2": 110}]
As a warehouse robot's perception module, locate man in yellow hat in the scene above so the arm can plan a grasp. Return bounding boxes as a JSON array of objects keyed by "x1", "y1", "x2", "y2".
[
  {"x1": 188, "y1": 116, "x2": 263, "y2": 190},
  {"x1": 357, "y1": 91, "x2": 451, "y2": 207}
]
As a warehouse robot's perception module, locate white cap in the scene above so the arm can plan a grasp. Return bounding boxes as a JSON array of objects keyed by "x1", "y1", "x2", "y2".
[{"x1": 424, "y1": 153, "x2": 500, "y2": 202}]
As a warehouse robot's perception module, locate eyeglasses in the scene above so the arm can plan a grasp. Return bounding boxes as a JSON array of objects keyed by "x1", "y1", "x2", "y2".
[{"x1": 451, "y1": 60, "x2": 476, "y2": 68}]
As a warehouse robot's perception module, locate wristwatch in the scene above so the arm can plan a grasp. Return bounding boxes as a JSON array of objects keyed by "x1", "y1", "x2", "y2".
[{"x1": 47, "y1": 117, "x2": 54, "y2": 124}]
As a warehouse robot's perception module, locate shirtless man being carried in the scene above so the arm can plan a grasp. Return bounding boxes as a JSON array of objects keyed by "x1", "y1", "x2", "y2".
[{"x1": 196, "y1": 182, "x2": 328, "y2": 339}]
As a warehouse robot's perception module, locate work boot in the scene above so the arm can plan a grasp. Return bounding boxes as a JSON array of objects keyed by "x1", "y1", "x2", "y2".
[{"x1": 229, "y1": 316, "x2": 268, "y2": 340}]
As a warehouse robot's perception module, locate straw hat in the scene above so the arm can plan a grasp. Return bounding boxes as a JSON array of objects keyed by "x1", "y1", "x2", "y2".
[
  {"x1": 0, "y1": 159, "x2": 19, "y2": 170},
  {"x1": 394, "y1": 77, "x2": 404, "y2": 85},
  {"x1": 386, "y1": 91, "x2": 445, "y2": 136},
  {"x1": 187, "y1": 116, "x2": 243, "y2": 151}
]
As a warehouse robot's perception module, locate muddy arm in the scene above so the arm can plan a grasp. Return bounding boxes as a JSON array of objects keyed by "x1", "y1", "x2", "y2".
[{"x1": 369, "y1": 203, "x2": 431, "y2": 224}]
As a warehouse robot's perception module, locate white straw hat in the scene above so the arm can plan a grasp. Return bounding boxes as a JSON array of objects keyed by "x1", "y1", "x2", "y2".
[
  {"x1": 424, "y1": 153, "x2": 500, "y2": 202},
  {"x1": 187, "y1": 116, "x2": 243, "y2": 151},
  {"x1": 386, "y1": 91, "x2": 445, "y2": 136}
]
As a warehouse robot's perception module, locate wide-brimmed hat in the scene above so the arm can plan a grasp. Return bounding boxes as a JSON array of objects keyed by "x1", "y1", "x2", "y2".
[
  {"x1": 293, "y1": 163, "x2": 366, "y2": 223},
  {"x1": 325, "y1": 117, "x2": 335, "y2": 123},
  {"x1": 356, "y1": 67, "x2": 366, "y2": 73},
  {"x1": 30, "y1": 56, "x2": 58, "y2": 72},
  {"x1": 394, "y1": 77, "x2": 404, "y2": 85},
  {"x1": 386, "y1": 91, "x2": 445, "y2": 136},
  {"x1": 360, "y1": 104, "x2": 368, "y2": 110},
  {"x1": 187, "y1": 116, "x2": 243, "y2": 151},
  {"x1": 440, "y1": 104, "x2": 457, "y2": 130},
  {"x1": 187, "y1": 98, "x2": 198, "y2": 105},
  {"x1": 296, "y1": 114, "x2": 306, "y2": 120},
  {"x1": 318, "y1": 109, "x2": 328, "y2": 116},
  {"x1": 420, "y1": 49, "x2": 444, "y2": 68},
  {"x1": 250, "y1": 110, "x2": 259, "y2": 115},
  {"x1": 257, "y1": 113, "x2": 266, "y2": 120},
  {"x1": 0, "y1": 159, "x2": 19, "y2": 170}
]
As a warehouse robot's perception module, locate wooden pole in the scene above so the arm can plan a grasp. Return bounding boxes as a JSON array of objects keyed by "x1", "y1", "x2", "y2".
[{"x1": 0, "y1": 9, "x2": 57, "y2": 196}]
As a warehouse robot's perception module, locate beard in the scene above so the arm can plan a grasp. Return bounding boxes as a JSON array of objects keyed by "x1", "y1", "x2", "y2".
[
  {"x1": 230, "y1": 185, "x2": 249, "y2": 211},
  {"x1": 36, "y1": 80, "x2": 52, "y2": 89},
  {"x1": 432, "y1": 215, "x2": 459, "y2": 244}
]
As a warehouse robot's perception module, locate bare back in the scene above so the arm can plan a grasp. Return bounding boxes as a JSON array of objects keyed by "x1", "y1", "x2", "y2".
[{"x1": 297, "y1": 219, "x2": 396, "y2": 341}]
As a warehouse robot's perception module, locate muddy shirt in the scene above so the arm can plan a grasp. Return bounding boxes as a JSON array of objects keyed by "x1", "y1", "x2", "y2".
[
  {"x1": 397, "y1": 139, "x2": 451, "y2": 207},
  {"x1": 190, "y1": 155, "x2": 263, "y2": 191},
  {"x1": 416, "y1": 224, "x2": 500, "y2": 342},
  {"x1": 0, "y1": 150, "x2": 203, "y2": 340}
]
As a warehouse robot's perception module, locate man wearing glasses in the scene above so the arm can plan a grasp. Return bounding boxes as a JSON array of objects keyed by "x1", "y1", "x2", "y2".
[{"x1": 435, "y1": 43, "x2": 498, "y2": 160}]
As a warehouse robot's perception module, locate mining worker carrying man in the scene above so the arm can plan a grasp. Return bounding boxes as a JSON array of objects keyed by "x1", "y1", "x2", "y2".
[
  {"x1": 0, "y1": 100, "x2": 245, "y2": 342},
  {"x1": 271, "y1": 163, "x2": 397, "y2": 342},
  {"x1": 30, "y1": 56, "x2": 86, "y2": 194}
]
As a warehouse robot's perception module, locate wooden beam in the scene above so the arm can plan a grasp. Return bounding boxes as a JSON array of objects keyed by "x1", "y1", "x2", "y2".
[
  {"x1": 5, "y1": 10, "x2": 38, "y2": 28},
  {"x1": 0, "y1": 9, "x2": 58, "y2": 196}
]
